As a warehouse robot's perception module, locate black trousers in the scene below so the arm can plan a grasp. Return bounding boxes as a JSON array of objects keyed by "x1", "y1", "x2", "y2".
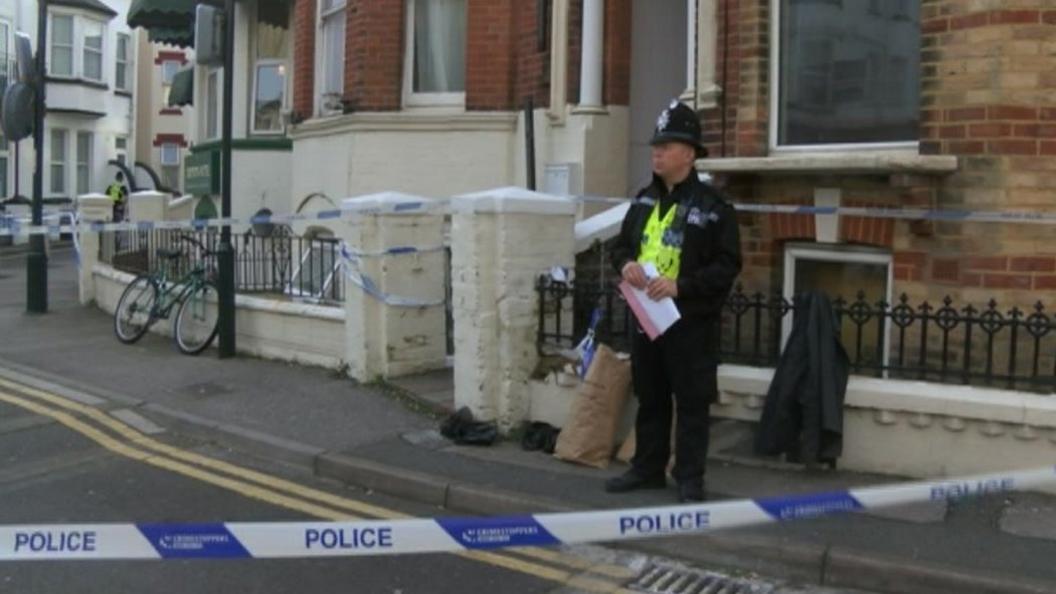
[{"x1": 630, "y1": 317, "x2": 718, "y2": 483}]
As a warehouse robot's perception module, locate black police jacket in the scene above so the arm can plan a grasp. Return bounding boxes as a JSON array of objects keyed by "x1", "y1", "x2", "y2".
[{"x1": 611, "y1": 171, "x2": 742, "y2": 319}]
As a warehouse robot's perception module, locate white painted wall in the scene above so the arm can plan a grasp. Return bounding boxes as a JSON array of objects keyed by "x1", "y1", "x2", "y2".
[
  {"x1": 289, "y1": 106, "x2": 630, "y2": 212},
  {"x1": 528, "y1": 365, "x2": 1056, "y2": 485},
  {"x1": 92, "y1": 264, "x2": 346, "y2": 369},
  {"x1": 231, "y1": 149, "x2": 292, "y2": 222}
]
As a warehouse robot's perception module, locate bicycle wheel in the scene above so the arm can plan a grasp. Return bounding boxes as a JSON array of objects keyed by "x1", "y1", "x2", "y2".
[
  {"x1": 114, "y1": 275, "x2": 159, "y2": 344},
  {"x1": 174, "y1": 281, "x2": 220, "y2": 355}
]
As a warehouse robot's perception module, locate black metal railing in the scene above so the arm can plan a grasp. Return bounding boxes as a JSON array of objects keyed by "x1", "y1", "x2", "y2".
[
  {"x1": 537, "y1": 279, "x2": 1056, "y2": 394},
  {"x1": 100, "y1": 227, "x2": 343, "y2": 304}
]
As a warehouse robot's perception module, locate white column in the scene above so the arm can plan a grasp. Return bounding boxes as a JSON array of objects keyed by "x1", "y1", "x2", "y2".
[
  {"x1": 697, "y1": 0, "x2": 721, "y2": 108},
  {"x1": 548, "y1": 0, "x2": 570, "y2": 122},
  {"x1": 681, "y1": 0, "x2": 698, "y2": 101},
  {"x1": 342, "y1": 193, "x2": 447, "y2": 382},
  {"x1": 75, "y1": 194, "x2": 113, "y2": 306},
  {"x1": 450, "y1": 187, "x2": 576, "y2": 431},
  {"x1": 577, "y1": 0, "x2": 605, "y2": 111}
]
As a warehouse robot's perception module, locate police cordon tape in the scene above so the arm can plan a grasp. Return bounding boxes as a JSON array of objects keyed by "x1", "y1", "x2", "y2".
[
  {"x1": 5, "y1": 196, "x2": 1056, "y2": 239},
  {"x1": 2, "y1": 465, "x2": 1053, "y2": 561}
]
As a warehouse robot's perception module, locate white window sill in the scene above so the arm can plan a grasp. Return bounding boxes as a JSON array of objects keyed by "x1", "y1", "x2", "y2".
[
  {"x1": 290, "y1": 110, "x2": 519, "y2": 140},
  {"x1": 697, "y1": 153, "x2": 960, "y2": 176}
]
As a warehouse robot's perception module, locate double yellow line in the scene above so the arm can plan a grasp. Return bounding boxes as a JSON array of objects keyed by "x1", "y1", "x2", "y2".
[{"x1": 0, "y1": 375, "x2": 637, "y2": 593}]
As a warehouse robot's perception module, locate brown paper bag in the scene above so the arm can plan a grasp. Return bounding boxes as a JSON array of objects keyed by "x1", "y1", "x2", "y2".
[{"x1": 553, "y1": 344, "x2": 632, "y2": 469}]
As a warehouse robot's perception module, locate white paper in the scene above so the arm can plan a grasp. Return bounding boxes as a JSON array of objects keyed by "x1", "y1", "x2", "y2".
[{"x1": 619, "y1": 263, "x2": 681, "y2": 340}]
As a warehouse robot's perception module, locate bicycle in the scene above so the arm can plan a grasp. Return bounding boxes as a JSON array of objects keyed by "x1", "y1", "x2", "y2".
[{"x1": 113, "y1": 234, "x2": 220, "y2": 355}]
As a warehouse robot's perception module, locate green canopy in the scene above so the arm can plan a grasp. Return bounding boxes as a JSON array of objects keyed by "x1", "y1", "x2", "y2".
[
  {"x1": 127, "y1": 0, "x2": 291, "y2": 48},
  {"x1": 127, "y1": 0, "x2": 198, "y2": 48},
  {"x1": 168, "y1": 67, "x2": 195, "y2": 107}
]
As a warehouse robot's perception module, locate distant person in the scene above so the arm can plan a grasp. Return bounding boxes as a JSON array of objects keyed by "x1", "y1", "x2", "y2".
[{"x1": 106, "y1": 173, "x2": 129, "y2": 222}]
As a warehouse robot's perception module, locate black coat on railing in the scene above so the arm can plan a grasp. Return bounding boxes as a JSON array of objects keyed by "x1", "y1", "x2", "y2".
[{"x1": 755, "y1": 291, "x2": 849, "y2": 466}]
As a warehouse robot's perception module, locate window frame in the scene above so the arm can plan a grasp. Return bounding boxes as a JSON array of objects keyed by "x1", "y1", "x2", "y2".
[
  {"x1": 49, "y1": 13, "x2": 76, "y2": 78},
  {"x1": 402, "y1": 0, "x2": 466, "y2": 109},
  {"x1": 316, "y1": 0, "x2": 347, "y2": 116},
  {"x1": 205, "y1": 68, "x2": 221, "y2": 141},
  {"x1": 0, "y1": 19, "x2": 11, "y2": 89},
  {"x1": 160, "y1": 143, "x2": 181, "y2": 167},
  {"x1": 115, "y1": 32, "x2": 132, "y2": 92},
  {"x1": 781, "y1": 243, "x2": 893, "y2": 369},
  {"x1": 251, "y1": 59, "x2": 288, "y2": 135},
  {"x1": 75, "y1": 131, "x2": 93, "y2": 195},
  {"x1": 49, "y1": 129, "x2": 68, "y2": 196},
  {"x1": 161, "y1": 59, "x2": 181, "y2": 107},
  {"x1": 115, "y1": 136, "x2": 128, "y2": 166},
  {"x1": 767, "y1": 0, "x2": 919, "y2": 154},
  {"x1": 81, "y1": 17, "x2": 105, "y2": 82}
]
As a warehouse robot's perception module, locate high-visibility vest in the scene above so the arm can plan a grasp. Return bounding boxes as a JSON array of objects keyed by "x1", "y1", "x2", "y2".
[
  {"x1": 106, "y1": 183, "x2": 124, "y2": 203},
  {"x1": 638, "y1": 202, "x2": 683, "y2": 280}
]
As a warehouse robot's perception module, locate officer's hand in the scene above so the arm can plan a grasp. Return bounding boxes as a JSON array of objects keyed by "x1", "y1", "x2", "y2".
[
  {"x1": 621, "y1": 262, "x2": 648, "y2": 289},
  {"x1": 646, "y1": 277, "x2": 678, "y2": 301}
]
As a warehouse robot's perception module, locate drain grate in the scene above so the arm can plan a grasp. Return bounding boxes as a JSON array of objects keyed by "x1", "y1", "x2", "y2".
[{"x1": 626, "y1": 563, "x2": 775, "y2": 594}]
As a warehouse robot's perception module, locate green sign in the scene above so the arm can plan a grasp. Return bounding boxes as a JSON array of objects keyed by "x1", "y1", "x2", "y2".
[{"x1": 185, "y1": 149, "x2": 220, "y2": 196}]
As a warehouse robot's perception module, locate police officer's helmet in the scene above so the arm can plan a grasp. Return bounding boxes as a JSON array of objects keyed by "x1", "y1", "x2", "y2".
[{"x1": 650, "y1": 100, "x2": 707, "y2": 158}]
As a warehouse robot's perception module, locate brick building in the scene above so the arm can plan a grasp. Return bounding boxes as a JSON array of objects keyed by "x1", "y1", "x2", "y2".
[
  {"x1": 683, "y1": 0, "x2": 1055, "y2": 381},
  {"x1": 287, "y1": 0, "x2": 712, "y2": 214}
]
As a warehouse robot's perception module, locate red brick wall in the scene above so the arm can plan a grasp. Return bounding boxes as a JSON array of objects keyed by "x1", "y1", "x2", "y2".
[
  {"x1": 602, "y1": 0, "x2": 630, "y2": 106},
  {"x1": 292, "y1": 0, "x2": 316, "y2": 120},
  {"x1": 513, "y1": 0, "x2": 551, "y2": 108},
  {"x1": 344, "y1": 0, "x2": 404, "y2": 111},
  {"x1": 466, "y1": 0, "x2": 515, "y2": 110},
  {"x1": 702, "y1": 0, "x2": 768, "y2": 158}
]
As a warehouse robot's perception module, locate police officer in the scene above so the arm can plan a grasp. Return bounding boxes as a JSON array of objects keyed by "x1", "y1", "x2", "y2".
[
  {"x1": 605, "y1": 100, "x2": 742, "y2": 503},
  {"x1": 106, "y1": 172, "x2": 128, "y2": 222}
]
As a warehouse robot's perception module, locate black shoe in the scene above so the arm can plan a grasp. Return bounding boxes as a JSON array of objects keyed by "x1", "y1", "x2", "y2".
[
  {"x1": 604, "y1": 470, "x2": 666, "y2": 493},
  {"x1": 678, "y1": 481, "x2": 705, "y2": 503}
]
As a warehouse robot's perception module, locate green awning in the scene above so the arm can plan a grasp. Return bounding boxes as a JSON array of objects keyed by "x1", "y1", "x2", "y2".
[
  {"x1": 168, "y1": 67, "x2": 194, "y2": 107},
  {"x1": 127, "y1": 0, "x2": 291, "y2": 49},
  {"x1": 127, "y1": 0, "x2": 198, "y2": 48}
]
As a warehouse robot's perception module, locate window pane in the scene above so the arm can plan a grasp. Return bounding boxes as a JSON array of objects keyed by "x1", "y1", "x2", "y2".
[
  {"x1": 778, "y1": 0, "x2": 920, "y2": 145},
  {"x1": 0, "y1": 156, "x2": 7, "y2": 198},
  {"x1": 321, "y1": 9, "x2": 345, "y2": 97},
  {"x1": 50, "y1": 165, "x2": 65, "y2": 193},
  {"x1": 413, "y1": 0, "x2": 466, "y2": 93},
  {"x1": 52, "y1": 47, "x2": 73, "y2": 76},
  {"x1": 207, "y1": 72, "x2": 219, "y2": 138},
  {"x1": 117, "y1": 64, "x2": 127, "y2": 89},
  {"x1": 77, "y1": 132, "x2": 92, "y2": 194},
  {"x1": 50, "y1": 130, "x2": 65, "y2": 161},
  {"x1": 254, "y1": 64, "x2": 285, "y2": 131},
  {"x1": 162, "y1": 61, "x2": 179, "y2": 83},
  {"x1": 84, "y1": 52, "x2": 103, "y2": 80},
  {"x1": 161, "y1": 143, "x2": 179, "y2": 165},
  {"x1": 53, "y1": 16, "x2": 73, "y2": 44},
  {"x1": 84, "y1": 22, "x2": 103, "y2": 50}
]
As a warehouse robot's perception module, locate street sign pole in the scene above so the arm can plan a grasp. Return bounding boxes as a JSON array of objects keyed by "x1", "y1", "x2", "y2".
[
  {"x1": 27, "y1": 0, "x2": 48, "y2": 314},
  {"x1": 217, "y1": 0, "x2": 236, "y2": 357}
]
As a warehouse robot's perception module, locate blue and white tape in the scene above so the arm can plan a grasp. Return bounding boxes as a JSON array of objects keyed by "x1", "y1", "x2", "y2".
[
  {"x1": 338, "y1": 242, "x2": 447, "y2": 308},
  {"x1": 5, "y1": 197, "x2": 1056, "y2": 240},
  {"x1": 2, "y1": 465, "x2": 1052, "y2": 561}
]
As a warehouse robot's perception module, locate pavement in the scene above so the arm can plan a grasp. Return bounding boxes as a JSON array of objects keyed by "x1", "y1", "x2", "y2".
[{"x1": 3, "y1": 248, "x2": 1056, "y2": 594}]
